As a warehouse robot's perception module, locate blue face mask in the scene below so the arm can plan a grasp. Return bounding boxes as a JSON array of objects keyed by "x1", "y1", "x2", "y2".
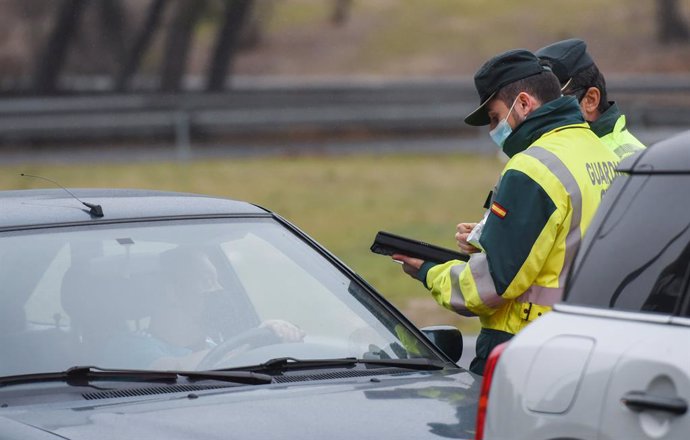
[{"x1": 489, "y1": 97, "x2": 519, "y2": 148}]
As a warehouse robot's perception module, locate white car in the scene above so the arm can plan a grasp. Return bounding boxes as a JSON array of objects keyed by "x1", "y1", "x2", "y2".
[{"x1": 476, "y1": 130, "x2": 690, "y2": 440}]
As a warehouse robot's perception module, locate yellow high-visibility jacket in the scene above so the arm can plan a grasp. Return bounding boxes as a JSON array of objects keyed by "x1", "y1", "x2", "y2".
[
  {"x1": 418, "y1": 97, "x2": 620, "y2": 338},
  {"x1": 590, "y1": 102, "x2": 645, "y2": 159}
]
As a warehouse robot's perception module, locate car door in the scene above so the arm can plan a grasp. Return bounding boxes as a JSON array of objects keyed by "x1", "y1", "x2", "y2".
[
  {"x1": 563, "y1": 172, "x2": 690, "y2": 439},
  {"x1": 597, "y1": 319, "x2": 690, "y2": 440}
]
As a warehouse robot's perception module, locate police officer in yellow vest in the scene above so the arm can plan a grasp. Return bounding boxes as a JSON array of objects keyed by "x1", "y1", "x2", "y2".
[
  {"x1": 536, "y1": 39, "x2": 646, "y2": 159},
  {"x1": 393, "y1": 49, "x2": 620, "y2": 375}
]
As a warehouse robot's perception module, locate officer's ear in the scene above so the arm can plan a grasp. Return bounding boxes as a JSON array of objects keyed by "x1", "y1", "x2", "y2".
[
  {"x1": 580, "y1": 87, "x2": 601, "y2": 120},
  {"x1": 516, "y1": 92, "x2": 540, "y2": 120}
]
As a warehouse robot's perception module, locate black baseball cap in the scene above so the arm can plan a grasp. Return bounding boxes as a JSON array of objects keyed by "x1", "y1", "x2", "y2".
[
  {"x1": 535, "y1": 39, "x2": 594, "y2": 87},
  {"x1": 464, "y1": 49, "x2": 549, "y2": 126}
]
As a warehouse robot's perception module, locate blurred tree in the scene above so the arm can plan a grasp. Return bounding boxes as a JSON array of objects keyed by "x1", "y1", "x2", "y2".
[
  {"x1": 207, "y1": 0, "x2": 254, "y2": 91},
  {"x1": 657, "y1": 0, "x2": 689, "y2": 43},
  {"x1": 8, "y1": 0, "x2": 52, "y2": 79},
  {"x1": 99, "y1": 0, "x2": 128, "y2": 68},
  {"x1": 32, "y1": 0, "x2": 89, "y2": 94},
  {"x1": 160, "y1": 0, "x2": 208, "y2": 92},
  {"x1": 331, "y1": 0, "x2": 353, "y2": 26},
  {"x1": 115, "y1": 0, "x2": 167, "y2": 91},
  {"x1": 236, "y1": 0, "x2": 275, "y2": 50}
]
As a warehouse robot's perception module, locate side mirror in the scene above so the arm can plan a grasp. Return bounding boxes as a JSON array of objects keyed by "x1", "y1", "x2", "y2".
[{"x1": 421, "y1": 325, "x2": 463, "y2": 364}]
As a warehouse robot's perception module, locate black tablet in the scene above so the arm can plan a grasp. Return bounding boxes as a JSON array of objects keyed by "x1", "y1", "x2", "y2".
[{"x1": 370, "y1": 231, "x2": 469, "y2": 264}]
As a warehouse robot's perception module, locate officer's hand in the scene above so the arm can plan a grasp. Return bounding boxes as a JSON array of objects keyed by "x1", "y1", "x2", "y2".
[
  {"x1": 391, "y1": 254, "x2": 424, "y2": 279},
  {"x1": 455, "y1": 222, "x2": 480, "y2": 254}
]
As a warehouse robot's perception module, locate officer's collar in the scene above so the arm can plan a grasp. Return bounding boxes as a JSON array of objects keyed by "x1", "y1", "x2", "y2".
[
  {"x1": 588, "y1": 101, "x2": 621, "y2": 138},
  {"x1": 502, "y1": 96, "x2": 585, "y2": 158}
]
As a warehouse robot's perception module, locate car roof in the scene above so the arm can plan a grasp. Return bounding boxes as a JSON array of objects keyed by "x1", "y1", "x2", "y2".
[
  {"x1": 0, "y1": 188, "x2": 268, "y2": 230},
  {"x1": 618, "y1": 129, "x2": 690, "y2": 174}
]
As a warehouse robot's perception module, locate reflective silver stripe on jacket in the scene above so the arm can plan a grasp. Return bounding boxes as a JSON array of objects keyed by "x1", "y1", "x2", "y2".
[
  {"x1": 516, "y1": 285, "x2": 563, "y2": 307},
  {"x1": 447, "y1": 263, "x2": 476, "y2": 316},
  {"x1": 447, "y1": 253, "x2": 506, "y2": 316},
  {"x1": 521, "y1": 146, "x2": 583, "y2": 297}
]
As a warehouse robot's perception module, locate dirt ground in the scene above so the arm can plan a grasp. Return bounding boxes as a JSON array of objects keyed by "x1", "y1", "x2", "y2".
[
  {"x1": 230, "y1": 1, "x2": 690, "y2": 78},
  {"x1": 233, "y1": 29, "x2": 690, "y2": 79}
]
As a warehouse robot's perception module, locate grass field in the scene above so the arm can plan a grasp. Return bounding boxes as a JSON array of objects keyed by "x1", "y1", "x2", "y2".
[{"x1": 1, "y1": 152, "x2": 506, "y2": 333}]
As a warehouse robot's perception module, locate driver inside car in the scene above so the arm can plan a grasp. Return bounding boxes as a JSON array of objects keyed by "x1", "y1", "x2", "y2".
[{"x1": 104, "y1": 247, "x2": 305, "y2": 371}]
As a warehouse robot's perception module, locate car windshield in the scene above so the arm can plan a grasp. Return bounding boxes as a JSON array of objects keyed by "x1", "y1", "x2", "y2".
[{"x1": 0, "y1": 218, "x2": 436, "y2": 377}]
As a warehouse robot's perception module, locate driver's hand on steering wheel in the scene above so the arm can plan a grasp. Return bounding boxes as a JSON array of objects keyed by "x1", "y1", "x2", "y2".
[{"x1": 259, "y1": 319, "x2": 305, "y2": 342}]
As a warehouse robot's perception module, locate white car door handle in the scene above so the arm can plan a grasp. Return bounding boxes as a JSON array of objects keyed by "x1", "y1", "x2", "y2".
[{"x1": 622, "y1": 391, "x2": 688, "y2": 415}]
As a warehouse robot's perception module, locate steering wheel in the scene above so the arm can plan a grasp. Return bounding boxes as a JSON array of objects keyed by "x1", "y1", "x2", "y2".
[{"x1": 196, "y1": 327, "x2": 282, "y2": 370}]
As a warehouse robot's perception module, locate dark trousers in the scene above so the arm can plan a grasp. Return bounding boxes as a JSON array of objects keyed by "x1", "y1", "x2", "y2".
[{"x1": 468, "y1": 327, "x2": 514, "y2": 376}]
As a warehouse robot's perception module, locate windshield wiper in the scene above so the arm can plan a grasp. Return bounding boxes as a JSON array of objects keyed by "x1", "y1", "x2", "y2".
[
  {"x1": 0, "y1": 365, "x2": 272, "y2": 388},
  {"x1": 216, "y1": 357, "x2": 447, "y2": 374}
]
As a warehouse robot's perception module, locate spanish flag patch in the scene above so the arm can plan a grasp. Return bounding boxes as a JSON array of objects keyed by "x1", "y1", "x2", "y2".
[{"x1": 490, "y1": 202, "x2": 507, "y2": 219}]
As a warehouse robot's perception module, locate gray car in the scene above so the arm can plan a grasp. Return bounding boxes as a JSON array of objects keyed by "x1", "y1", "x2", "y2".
[
  {"x1": 476, "y1": 130, "x2": 690, "y2": 440},
  {"x1": 0, "y1": 188, "x2": 478, "y2": 439}
]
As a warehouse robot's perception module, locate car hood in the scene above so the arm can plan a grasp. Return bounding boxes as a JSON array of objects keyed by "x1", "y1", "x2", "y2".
[{"x1": 0, "y1": 370, "x2": 478, "y2": 440}]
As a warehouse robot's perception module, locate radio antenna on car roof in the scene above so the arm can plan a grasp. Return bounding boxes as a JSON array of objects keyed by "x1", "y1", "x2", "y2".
[{"x1": 20, "y1": 173, "x2": 104, "y2": 218}]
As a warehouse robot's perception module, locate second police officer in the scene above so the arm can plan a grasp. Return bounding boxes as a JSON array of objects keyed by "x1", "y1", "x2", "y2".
[{"x1": 536, "y1": 38, "x2": 646, "y2": 159}]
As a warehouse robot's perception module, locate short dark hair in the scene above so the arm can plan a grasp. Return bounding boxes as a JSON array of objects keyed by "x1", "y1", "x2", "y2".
[
  {"x1": 562, "y1": 63, "x2": 610, "y2": 113},
  {"x1": 495, "y1": 70, "x2": 562, "y2": 108}
]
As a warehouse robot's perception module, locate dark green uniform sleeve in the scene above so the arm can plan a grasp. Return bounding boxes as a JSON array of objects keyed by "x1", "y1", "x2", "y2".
[{"x1": 479, "y1": 169, "x2": 557, "y2": 295}]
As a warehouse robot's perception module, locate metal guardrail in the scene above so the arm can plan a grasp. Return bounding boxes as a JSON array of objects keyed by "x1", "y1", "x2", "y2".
[{"x1": 0, "y1": 75, "x2": 689, "y2": 154}]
